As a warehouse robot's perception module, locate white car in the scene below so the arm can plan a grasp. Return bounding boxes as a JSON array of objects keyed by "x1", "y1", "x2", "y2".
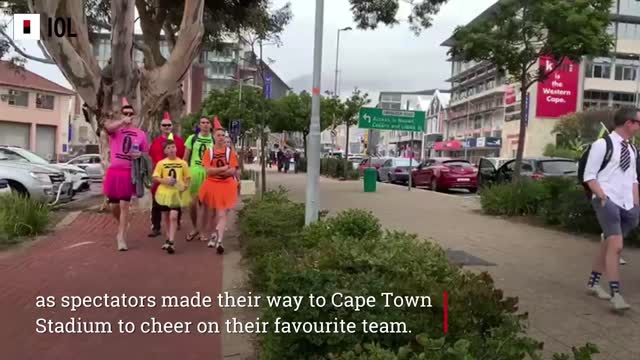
[
  {"x1": 0, "y1": 146, "x2": 90, "y2": 194},
  {"x1": 64, "y1": 154, "x2": 104, "y2": 181}
]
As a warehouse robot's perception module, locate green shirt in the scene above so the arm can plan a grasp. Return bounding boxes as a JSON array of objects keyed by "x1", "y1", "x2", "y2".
[{"x1": 185, "y1": 133, "x2": 214, "y2": 167}]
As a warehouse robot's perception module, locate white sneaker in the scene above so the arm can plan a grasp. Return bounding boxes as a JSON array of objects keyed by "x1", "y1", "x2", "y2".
[
  {"x1": 587, "y1": 285, "x2": 611, "y2": 300},
  {"x1": 207, "y1": 233, "x2": 218, "y2": 248},
  {"x1": 207, "y1": 239, "x2": 216, "y2": 248},
  {"x1": 610, "y1": 293, "x2": 631, "y2": 311}
]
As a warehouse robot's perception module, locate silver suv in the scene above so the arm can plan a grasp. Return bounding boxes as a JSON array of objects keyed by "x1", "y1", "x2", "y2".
[{"x1": 0, "y1": 153, "x2": 74, "y2": 204}]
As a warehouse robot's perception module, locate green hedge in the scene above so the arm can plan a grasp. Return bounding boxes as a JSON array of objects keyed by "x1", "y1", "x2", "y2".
[
  {"x1": 320, "y1": 158, "x2": 360, "y2": 180},
  {"x1": 238, "y1": 190, "x2": 597, "y2": 360},
  {"x1": 479, "y1": 177, "x2": 637, "y2": 245},
  {"x1": 0, "y1": 193, "x2": 50, "y2": 245}
]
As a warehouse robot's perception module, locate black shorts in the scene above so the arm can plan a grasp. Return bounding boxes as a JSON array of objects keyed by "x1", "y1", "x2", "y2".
[
  {"x1": 158, "y1": 205, "x2": 181, "y2": 212},
  {"x1": 108, "y1": 197, "x2": 132, "y2": 203}
]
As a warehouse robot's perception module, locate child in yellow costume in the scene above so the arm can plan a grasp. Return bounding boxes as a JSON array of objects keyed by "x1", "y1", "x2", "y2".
[{"x1": 152, "y1": 140, "x2": 191, "y2": 254}]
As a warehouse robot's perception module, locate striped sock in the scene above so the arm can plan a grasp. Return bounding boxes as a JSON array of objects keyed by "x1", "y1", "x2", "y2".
[
  {"x1": 587, "y1": 271, "x2": 602, "y2": 287},
  {"x1": 609, "y1": 281, "x2": 620, "y2": 296}
]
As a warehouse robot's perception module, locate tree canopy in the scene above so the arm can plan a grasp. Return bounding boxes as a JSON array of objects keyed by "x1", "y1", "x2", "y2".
[{"x1": 449, "y1": 0, "x2": 613, "y2": 176}]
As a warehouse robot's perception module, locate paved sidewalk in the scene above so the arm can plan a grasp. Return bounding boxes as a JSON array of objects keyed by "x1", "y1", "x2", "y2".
[
  {"x1": 0, "y1": 209, "x2": 224, "y2": 360},
  {"x1": 267, "y1": 169, "x2": 640, "y2": 359}
]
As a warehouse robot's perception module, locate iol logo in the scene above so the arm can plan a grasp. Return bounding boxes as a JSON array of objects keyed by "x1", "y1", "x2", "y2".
[{"x1": 13, "y1": 14, "x2": 78, "y2": 40}]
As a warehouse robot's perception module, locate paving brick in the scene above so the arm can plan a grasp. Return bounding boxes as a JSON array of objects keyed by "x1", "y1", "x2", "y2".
[{"x1": 0, "y1": 210, "x2": 224, "y2": 360}]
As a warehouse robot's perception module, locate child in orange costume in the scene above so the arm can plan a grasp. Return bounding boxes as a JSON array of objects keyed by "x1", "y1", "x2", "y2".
[{"x1": 198, "y1": 125, "x2": 238, "y2": 254}]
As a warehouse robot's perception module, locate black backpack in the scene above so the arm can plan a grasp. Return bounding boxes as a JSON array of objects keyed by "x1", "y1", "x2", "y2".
[{"x1": 577, "y1": 135, "x2": 638, "y2": 198}]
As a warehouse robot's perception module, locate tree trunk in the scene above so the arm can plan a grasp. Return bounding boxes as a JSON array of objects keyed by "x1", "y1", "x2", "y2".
[
  {"x1": 303, "y1": 130, "x2": 309, "y2": 159},
  {"x1": 514, "y1": 76, "x2": 528, "y2": 178}
]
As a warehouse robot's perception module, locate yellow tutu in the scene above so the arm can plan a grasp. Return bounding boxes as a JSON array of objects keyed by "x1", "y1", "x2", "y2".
[{"x1": 155, "y1": 182, "x2": 192, "y2": 208}]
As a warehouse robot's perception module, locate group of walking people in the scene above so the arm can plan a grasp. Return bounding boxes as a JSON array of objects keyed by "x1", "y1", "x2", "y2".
[{"x1": 102, "y1": 98, "x2": 239, "y2": 255}]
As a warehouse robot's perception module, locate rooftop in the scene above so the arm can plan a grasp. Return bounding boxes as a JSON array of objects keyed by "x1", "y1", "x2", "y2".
[
  {"x1": 0, "y1": 61, "x2": 75, "y2": 96},
  {"x1": 379, "y1": 89, "x2": 450, "y2": 98}
]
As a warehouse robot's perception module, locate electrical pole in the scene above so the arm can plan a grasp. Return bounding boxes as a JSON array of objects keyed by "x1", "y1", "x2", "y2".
[{"x1": 305, "y1": 0, "x2": 325, "y2": 225}]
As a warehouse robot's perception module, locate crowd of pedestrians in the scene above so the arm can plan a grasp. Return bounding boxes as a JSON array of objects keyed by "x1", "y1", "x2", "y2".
[{"x1": 102, "y1": 98, "x2": 239, "y2": 255}]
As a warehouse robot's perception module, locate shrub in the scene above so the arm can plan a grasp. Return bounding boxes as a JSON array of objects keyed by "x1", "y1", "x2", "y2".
[
  {"x1": 539, "y1": 177, "x2": 579, "y2": 225},
  {"x1": 320, "y1": 158, "x2": 360, "y2": 180},
  {"x1": 297, "y1": 157, "x2": 307, "y2": 173},
  {"x1": 239, "y1": 195, "x2": 598, "y2": 360},
  {"x1": 0, "y1": 193, "x2": 50, "y2": 244},
  {"x1": 479, "y1": 179, "x2": 547, "y2": 216}
]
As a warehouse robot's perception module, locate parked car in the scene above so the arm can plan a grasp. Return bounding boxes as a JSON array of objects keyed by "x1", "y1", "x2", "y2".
[
  {"x1": 357, "y1": 157, "x2": 389, "y2": 177},
  {"x1": 377, "y1": 157, "x2": 418, "y2": 184},
  {"x1": 0, "y1": 179, "x2": 10, "y2": 196},
  {"x1": 477, "y1": 157, "x2": 513, "y2": 188},
  {"x1": 411, "y1": 157, "x2": 478, "y2": 192},
  {"x1": 479, "y1": 157, "x2": 578, "y2": 186},
  {"x1": 0, "y1": 153, "x2": 74, "y2": 204},
  {"x1": 64, "y1": 154, "x2": 104, "y2": 181},
  {"x1": 0, "y1": 146, "x2": 90, "y2": 193}
]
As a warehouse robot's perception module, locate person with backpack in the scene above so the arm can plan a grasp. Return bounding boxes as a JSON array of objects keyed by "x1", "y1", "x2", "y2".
[
  {"x1": 183, "y1": 116, "x2": 214, "y2": 243},
  {"x1": 198, "y1": 120, "x2": 239, "y2": 254},
  {"x1": 581, "y1": 106, "x2": 640, "y2": 311}
]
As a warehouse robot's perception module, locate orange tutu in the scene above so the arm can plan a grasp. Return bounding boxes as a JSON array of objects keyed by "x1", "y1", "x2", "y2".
[{"x1": 198, "y1": 179, "x2": 238, "y2": 210}]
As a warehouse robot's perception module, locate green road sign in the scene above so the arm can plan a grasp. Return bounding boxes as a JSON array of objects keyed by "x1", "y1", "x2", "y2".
[{"x1": 358, "y1": 107, "x2": 425, "y2": 131}]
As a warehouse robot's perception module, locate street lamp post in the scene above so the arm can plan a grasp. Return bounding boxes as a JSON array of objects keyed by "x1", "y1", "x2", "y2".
[
  {"x1": 306, "y1": 0, "x2": 325, "y2": 225},
  {"x1": 334, "y1": 26, "x2": 352, "y2": 97}
]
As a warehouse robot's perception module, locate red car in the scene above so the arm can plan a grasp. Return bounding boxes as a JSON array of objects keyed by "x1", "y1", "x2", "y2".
[{"x1": 411, "y1": 157, "x2": 478, "y2": 193}]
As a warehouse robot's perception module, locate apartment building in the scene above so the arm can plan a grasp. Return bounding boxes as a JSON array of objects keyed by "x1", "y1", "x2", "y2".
[
  {"x1": 0, "y1": 61, "x2": 75, "y2": 160},
  {"x1": 440, "y1": 0, "x2": 640, "y2": 161}
]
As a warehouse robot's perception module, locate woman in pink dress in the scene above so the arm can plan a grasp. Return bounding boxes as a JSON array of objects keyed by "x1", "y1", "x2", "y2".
[{"x1": 103, "y1": 98, "x2": 148, "y2": 251}]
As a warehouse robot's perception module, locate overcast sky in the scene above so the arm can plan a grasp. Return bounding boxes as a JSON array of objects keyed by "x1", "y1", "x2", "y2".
[{"x1": 10, "y1": 0, "x2": 496, "y2": 104}]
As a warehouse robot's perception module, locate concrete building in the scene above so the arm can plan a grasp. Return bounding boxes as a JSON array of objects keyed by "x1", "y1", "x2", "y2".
[
  {"x1": 440, "y1": 0, "x2": 640, "y2": 162},
  {"x1": 0, "y1": 61, "x2": 75, "y2": 160}
]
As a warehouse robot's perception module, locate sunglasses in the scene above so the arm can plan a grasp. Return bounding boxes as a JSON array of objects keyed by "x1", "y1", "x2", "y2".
[{"x1": 161, "y1": 123, "x2": 172, "y2": 127}]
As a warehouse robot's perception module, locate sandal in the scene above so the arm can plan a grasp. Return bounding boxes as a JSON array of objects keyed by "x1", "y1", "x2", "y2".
[{"x1": 186, "y1": 231, "x2": 199, "y2": 242}]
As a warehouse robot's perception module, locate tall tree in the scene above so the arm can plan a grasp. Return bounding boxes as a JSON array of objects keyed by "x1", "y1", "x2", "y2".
[
  {"x1": 271, "y1": 91, "x2": 340, "y2": 157},
  {"x1": 341, "y1": 88, "x2": 370, "y2": 157},
  {"x1": 449, "y1": 0, "x2": 613, "y2": 177}
]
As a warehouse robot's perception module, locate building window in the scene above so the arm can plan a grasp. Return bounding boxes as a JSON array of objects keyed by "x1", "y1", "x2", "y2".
[
  {"x1": 586, "y1": 62, "x2": 611, "y2": 79},
  {"x1": 613, "y1": 92, "x2": 635, "y2": 103},
  {"x1": 36, "y1": 93, "x2": 55, "y2": 110},
  {"x1": 8, "y1": 89, "x2": 28, "y2": 107},
  {"x1": 615, "y1": 65, "x2": 637, "y2": 81}
]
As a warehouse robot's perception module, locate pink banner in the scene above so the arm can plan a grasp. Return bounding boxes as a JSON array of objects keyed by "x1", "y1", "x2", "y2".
[
  {"x1": 504, "y1": 85, "x2": 516, "y2": 105},
  {"x1": 434, "y1": 140, "x2": 462, "y2": 151},
  {"x1": 536, "y1": 56, "x2": 579, "y2": 118}
]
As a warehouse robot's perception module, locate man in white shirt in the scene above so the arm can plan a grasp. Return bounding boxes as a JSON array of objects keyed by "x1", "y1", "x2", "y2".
[{"x1": 584, "y1": 106, "x2": 640, "y2": 311}]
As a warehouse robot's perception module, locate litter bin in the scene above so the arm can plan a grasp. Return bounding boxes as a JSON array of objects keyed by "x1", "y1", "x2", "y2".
[{"x1": 363, "y1": 167, "x2": 377, "y2": 193}]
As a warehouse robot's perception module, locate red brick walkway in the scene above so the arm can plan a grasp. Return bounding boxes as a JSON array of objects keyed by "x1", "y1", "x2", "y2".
[{"x1": 0, "y1": 210, "x2": 223, "y2": 360}]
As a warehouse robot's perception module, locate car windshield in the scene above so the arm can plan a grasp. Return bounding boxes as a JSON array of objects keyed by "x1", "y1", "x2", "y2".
[
  {"x1": 372, "y1": 159, "x2": 387, "y2": 166},
  {"x1": 443, "y1": 160, "x2": 472, "y2": 168},
  {"x1": 393, "y1": 159, "x2": 414, "y2": 167},
  {"x1": 10, "y1": 148, "x2": 50, "y2": 165},
  {"x1": 540, "y1": 160, "x2": 577, "y2": 174}
]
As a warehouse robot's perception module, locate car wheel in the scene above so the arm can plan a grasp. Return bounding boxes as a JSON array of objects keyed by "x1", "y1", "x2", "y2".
[
  {"x1": 469, "y1": 188, "x2": 478, "y2": 194},
  {"x1": 388, "y1": 173, "x2": 393, "y2": 183},
  {"x1": 430, "y1": 178, "x2": 438, "y2": 191},
  {"x1": 411, "y1": 177, "x2": 416, "y2": 187},
  {"x1": 8, "y1": 181, "x2": 29, "y2": 198}
]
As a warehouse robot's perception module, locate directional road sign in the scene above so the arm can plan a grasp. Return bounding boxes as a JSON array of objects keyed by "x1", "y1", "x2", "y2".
[{"x1": 358, "y1": 107, "x2": 425, "y2": 132}]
